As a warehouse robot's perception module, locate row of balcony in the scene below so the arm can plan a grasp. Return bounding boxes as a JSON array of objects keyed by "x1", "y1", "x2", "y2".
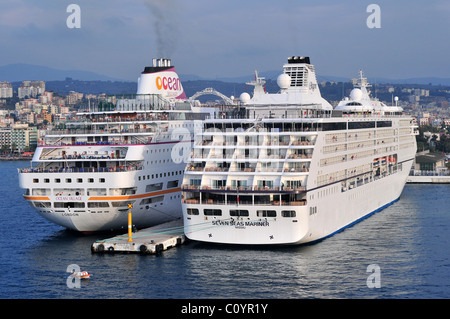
[
  {"x1": 182, "y1": 184, "x2": 306, "y2": 193},
  {"x1": 186, "y1": 165, "x2": 310, "y2": 173}
]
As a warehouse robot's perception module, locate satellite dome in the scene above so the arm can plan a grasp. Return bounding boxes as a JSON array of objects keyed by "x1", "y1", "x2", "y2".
[
  {"x1": 349, "y1": 88, "x2": 363, "y2": 101},
  {"x1": 277, "y1": 73, "x2": 291, "y2": 89},
  {"x1": 240, "y1": 92, "x2": 251, "y2": 104}
]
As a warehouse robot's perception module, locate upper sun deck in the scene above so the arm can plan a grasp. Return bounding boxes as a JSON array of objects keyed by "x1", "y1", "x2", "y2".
[{"x1": 41, "y1": 94, "x2": 215, "y2": 146}]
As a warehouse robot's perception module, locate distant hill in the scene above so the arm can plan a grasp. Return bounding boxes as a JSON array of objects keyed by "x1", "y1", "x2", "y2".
[
  {"x1": 2, "y1": 63, "x2": 449, "y2": 86},
  {"x1": 0, "y1": 63, "x2": 123, "y2": 82}
]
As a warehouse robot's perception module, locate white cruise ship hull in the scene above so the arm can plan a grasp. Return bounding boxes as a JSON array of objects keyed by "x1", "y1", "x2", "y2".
[
  {"x1": 183, "y1": 149, "x2": 413, "y2": 245},
  {"x1": 19, "y1": 141, "x2": 188, "y2": 232},
  {"x1": 181, "y1": 56, "x2": 418, "y2": 245}
]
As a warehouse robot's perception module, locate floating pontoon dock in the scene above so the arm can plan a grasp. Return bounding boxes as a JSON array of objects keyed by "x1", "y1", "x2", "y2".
[{"x1": 91, "y1": 219, "x2": 186, "y2": 254}]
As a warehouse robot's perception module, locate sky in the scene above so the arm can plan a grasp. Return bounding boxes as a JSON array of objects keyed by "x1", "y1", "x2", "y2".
[{"x1": 0, "y1": 0, "x2": 449, "y2": 82}]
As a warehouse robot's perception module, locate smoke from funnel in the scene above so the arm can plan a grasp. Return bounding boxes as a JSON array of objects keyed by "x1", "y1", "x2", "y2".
[{"x1": 143, "y1": 0, "x2": 179, "y2": 58}]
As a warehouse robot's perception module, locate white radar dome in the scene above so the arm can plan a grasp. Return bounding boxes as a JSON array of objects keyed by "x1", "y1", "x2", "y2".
[
  {"x1": 277, "y1": 73, "x2": 291, "y2": 89},
  {"x1": 349, "y1": 88, "x2": 363, "y2": 101},
  {"x1": 240, "y1": 92, "x2": 251, "y2": 104}
]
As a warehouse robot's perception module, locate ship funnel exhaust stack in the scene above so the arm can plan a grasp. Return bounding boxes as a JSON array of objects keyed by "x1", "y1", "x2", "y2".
[
  {"x1": 152, "y1": 58, "x2": 172, "y2": 67},
  {"x1": 137, "y1": 58, "x2": 186, "y2": 99}
]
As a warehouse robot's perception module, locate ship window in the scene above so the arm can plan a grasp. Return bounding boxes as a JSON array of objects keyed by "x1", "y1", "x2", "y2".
[
  {"x1": 204, "y1": 209, "x2": 222, "y2": 216},
  {"x1": 111, "y1": 200, "x2": 135, "y2": 207},
  {"x1": 87, "y1": 188, "x2": 107, "y2": 196},
  {"x1": 65, "y1": 178, "x2": 72, "y2": 183},
  {"x1": 88, "y1": 178, "x2": 94, "y2": 183},
  {"x1": 32, "y1": 188, "x2": 50, "y2": 195},
  {"x1": 54, "y1": 202, "x2": 85, "y2": 208},
  {"x1": 33, "y1": 179, "x2": 39, "y2": 183},
  {"x1": 44, "y1": 179, "x2": 50, "y2": 183},
  {"x1": 281, "y1": 210, "x2": 296, "y2": 217},
  {"x1": 54, "y1": 188, "x2": 84, "y2": 196},
  {"x1": 348, "y1": 121, "x2": 375, "y2": 129},
  {"x1": 139, "y1": 196, "x2": 164, "y2": 205},
  {"x1": 230, "y1": 209, "x2": 249, "y2": 217},
  {"x1": 377, "y1": 121, "x2": 392, "y2": 128},
  {"x1": 254, "y1": 195, "x2": 271, "y2": 205},
  {"x1": 77, "y1": 178, "x2": 82, "y2": 183},
  {"x1": 189, "y1": 179, "x2": 201, "y2": 186},
  {"x1": 110, "y1": 187, "x2": 137, "y2": 195},
  {"x1": 99, "y1": 178, "x2": 105, "y2": 183},
  {"x1": 322, "y1": 122, "x2": 346, "y2": 131},
  {"x1": 167, "y1": 180, "x2": 179, "y2": 188},
  {"x1": 257, "y1": 210, "x2": 276, "y2": 217},
  {"x1": 146, "y1": 183, "x2": 163, "y2": 192},
  {"x1": 33, "y1": 201, "x2": 51, "y2": 208},
  {"x1": 55, "y1": 178, "x2": 61, "y2": 183},
  {"x1": 187, "y1": 208, "x2": 199, "y2": 215},
  {"x1": 88, "y1": 202, "x2": 110, "y2": 208}
]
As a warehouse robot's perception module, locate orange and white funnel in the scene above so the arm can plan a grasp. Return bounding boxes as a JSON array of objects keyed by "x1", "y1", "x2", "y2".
[{"x1": 137, "y1": 58, "x2": 187, "y2": 99}]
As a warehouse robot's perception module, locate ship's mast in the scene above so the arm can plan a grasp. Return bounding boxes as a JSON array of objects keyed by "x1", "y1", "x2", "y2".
[
  {"x1": 352, "y1": 70, "x2": 371, "y2": 99},
  {"x1": 246, "y1": 70, "x2": 266, "y2": 97}
]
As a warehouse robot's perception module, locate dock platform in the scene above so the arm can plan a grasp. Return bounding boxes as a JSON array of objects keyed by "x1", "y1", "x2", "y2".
[
  {"x1": 406, "y1": 175, "x2": 450, "y2": 184},
  {"x1": 91, "y1": 219, "x2": 186, "y2": 254}
]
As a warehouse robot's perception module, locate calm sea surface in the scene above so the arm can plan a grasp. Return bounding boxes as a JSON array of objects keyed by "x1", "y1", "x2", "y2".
[{"x1": 0, "y1": 161, "x2": 449, "y2": 300}]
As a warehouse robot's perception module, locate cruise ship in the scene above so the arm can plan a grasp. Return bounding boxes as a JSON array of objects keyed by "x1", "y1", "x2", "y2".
[
  {"x1": 18, "y1": 58, "x2": 218, "y2": 233},
  {"x1": 181, "y1": 56, "x2": 418, "y2": 245}
]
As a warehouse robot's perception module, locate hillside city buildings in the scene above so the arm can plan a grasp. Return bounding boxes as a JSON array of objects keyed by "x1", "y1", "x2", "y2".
[
  {"x1": 0, "y1": 79, "x2": 449, "y2": 156},
  {"x1": 0, "y1": 80, "x2": 90, "y2": 154}
]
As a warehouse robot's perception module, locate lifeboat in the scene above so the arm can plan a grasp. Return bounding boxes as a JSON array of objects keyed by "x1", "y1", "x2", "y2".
[{"x1": 70, "y1": 271, "x2": 91, "y2": 279}]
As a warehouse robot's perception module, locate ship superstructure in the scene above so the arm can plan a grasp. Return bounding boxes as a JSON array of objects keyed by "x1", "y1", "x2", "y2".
[
  {"x1": 181, "y1": 56, "x2": 418, "y2": 245},
  {"x1": 18, "y1": 59, "x2": 217, "y2": 232}
]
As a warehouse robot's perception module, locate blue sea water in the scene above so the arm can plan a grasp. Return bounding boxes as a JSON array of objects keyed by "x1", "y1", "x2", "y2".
[{"x1": 0, "y1": 161, "x2": 449, "y2": 300}]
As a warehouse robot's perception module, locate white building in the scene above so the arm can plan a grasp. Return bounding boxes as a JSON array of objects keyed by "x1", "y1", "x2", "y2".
[
  {"x1": 0, "y1": 82, "x2": 13, "y2": 98},
  {"x1": 18, "y1": 81, "x2": 45, "y2": 99}
]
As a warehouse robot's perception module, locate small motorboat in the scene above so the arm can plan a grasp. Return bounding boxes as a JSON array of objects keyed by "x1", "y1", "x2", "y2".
[{"x1": 70, "y1": 271, "x2": 91, "y2": 279}]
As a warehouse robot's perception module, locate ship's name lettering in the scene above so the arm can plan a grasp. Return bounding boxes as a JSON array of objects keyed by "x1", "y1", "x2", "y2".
[
  {"x1": 55, "y1": 196, "x2": 82, "y2": 201},
  {"x1": 62, "y1": 213, "x2": 79, "y2": 217},
  {"x1": 211, "y1": 220, "x2": 270, "y2": 227}
]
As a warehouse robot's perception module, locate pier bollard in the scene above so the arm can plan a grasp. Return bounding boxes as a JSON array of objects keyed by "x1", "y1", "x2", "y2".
[{"x1": 128, "y1": 203, "x2": 133, "y2": 242}]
